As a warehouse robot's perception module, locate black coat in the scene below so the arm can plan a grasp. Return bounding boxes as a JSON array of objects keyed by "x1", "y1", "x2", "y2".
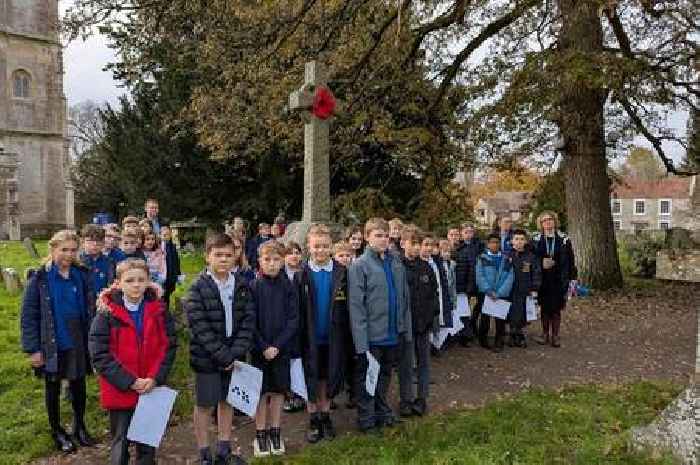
[
  {"x1": 250, "y1": 274, "x2": 299, "y2": 355},
  {"x1": 20, "y1": 264, "x2": 96, "y2": 375},
  {"x1": 298, "y1": 261, "x2": 351, "y2": 401},
  {"x1": 163, "y1": 240, "x2": 181, "y2": 294},
  {"x1": 431, "y1": 255, "x2": 454, "y2": 328},
  {"x1": 508, "y1": 249, "x2": 542, "y2": 327},
  {"x1": 454, "y1": 238, "x2": 484, "y2": 295},
  {"x1": 402, "y1": 257, "x2": 440, "y2": 333},
  {"x1": 532, "y1": 232, "x2": 572, "y2": 315},
  {"x1": 183, "y1": 271, "x2": 256, "y2": 373}
]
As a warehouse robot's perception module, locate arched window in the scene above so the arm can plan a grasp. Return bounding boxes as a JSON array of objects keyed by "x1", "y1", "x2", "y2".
[{"x1": 12, "y1": 70, "x2": 31, "y2": 98}]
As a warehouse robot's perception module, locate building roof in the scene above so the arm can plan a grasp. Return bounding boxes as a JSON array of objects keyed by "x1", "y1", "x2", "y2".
[
  {"x1": 478, "y1": 191, "x2": 531, "y2": 212},
  {"x1": 612, "y1": 177, "x2": 692, "y2": 199}
]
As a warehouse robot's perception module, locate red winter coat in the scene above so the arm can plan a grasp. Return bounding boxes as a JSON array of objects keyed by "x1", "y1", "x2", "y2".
[{"x1": 88, "y1": 290, "x2": 177, "y2": 410}]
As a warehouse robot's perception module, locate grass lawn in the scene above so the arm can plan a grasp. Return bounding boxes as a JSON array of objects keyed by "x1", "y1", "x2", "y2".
[
  {"x1": 0, "y1": 240, "x2": 204, "y2": 465},
  {"x1": 259, "y1": 382, "x2": 681, "y2": 465}
]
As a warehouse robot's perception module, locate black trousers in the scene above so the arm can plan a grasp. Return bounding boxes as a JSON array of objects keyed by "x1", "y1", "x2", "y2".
[
  {"x1": 354, "y1": 345, "x2": 398, "y2": 430},
  {"x1": 45, "y1": 377, "x2": 86, "y2": 432},
  {"x1": 109, "y1": 409, "x2": 156, "y2": 465}
]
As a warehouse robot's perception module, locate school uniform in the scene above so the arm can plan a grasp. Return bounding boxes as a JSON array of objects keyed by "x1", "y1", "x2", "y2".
[
  {"x1": 89, "y1": 290, "x2": 177, "y2": 465},
  {"x1": 124, "y1": 249, "x2": 147, "y2": 261},
  {"x1": 400, "y1": 256, "x2": 439, "y2": 415},
  {"x1": 348, "y1": 248, "x2": 412, "y2": 431},
  {"x1": 475, "y1": 251, "x2": 514, "y2": 350},
  {"x1": 508, "y1": 248, "x2": 542, "y2": 345},
  {"x1": 183, "y1": 270, "x2": 255, "y2": 407},
  {"x1": 454, "y1": 238, "x2": 485, "y2": 341},
  {"x1": 81, "y1": 252, "x2": 115, "y2": 295},
  {"x1": 250, "y1": 273, "x2": 299, "y2": 394},
  {"x1": 21, "y1": 263, "x2": 96, "y2": 451},
  {"x1": 162, "y1": 239, "x2": 181, "y2": 310},
  {"x1": 106, "y1": 248, "x2": 128, "y2": 264}
]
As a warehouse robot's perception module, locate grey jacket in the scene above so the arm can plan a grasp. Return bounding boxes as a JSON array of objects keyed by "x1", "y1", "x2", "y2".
[{"x1": 348, "y1": 248, "x2": 412, "y2": 354}]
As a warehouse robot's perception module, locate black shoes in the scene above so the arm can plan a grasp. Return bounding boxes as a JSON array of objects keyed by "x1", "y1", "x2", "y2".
[
  {"x1": 412, "y1": 398, "x2": 427, "y2": 416},
  {"x1": 306, "y1": 414, "x2": 323, "y2": 443},
  {"x1": 399, "y1": 403, "x2": 414, "y2": 418},
  {"x1": 72, "y1": 422, "x2": 96, "y2": 447},
  {"x1": 320, "y1": 413, "x2": 336, "y2": 440},
  {"x1": 52, "y1": 428, "x2": 77, "y2": 453}
]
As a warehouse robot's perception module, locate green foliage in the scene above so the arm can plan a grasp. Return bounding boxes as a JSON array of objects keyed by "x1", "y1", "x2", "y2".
[
  {"x1": 258, "y1": 382, "x2": 680, "y2": 465},
  {"x1": 526, "y1": 169, "x2": 567, "y2": 231},
  {"x1": 617, "y1": 233, "x2": 667, "y2": 278},
  {"x1": 0, "y1": 241, "x2": 204, "y2": 465}
]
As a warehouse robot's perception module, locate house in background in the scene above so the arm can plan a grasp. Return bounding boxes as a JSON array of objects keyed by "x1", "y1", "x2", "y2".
[
  {"x1": 474, "y1": 191, "x2": 532, "y2": 228},
  {"x1": 609, "y1": 176, "x2": 697, "y2": 233}
]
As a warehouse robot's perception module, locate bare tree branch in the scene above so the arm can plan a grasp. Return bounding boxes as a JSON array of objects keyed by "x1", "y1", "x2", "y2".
[{"x1": 403, "y1": 0, "x2": 470, "y2": 66}]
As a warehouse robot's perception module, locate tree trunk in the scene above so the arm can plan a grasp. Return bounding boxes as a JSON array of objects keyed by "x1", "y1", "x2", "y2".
[{"x1": 558, "y1": 0, "x2": 623, "y2": 289}]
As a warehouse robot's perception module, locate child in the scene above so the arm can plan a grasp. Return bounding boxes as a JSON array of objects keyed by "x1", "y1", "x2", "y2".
[
  {"x1": 184, "y1": 233, "x2": 256, "y2": 465},
  {"x1": 388, "y1": 218, "x2": 404, "y2": 255},
  {"x1": 88, "y1": 259, "x2": 177, "y2": 465},
  {"x1": 399, "y1": 229, "x2": 439, "y2": 417},
  {"x1": 532, "y1": 211, "x2": 573, "y2": 348},
  {"x1": 143, "y1": 231, "x2": 166, "y2": 285},
  {"x1": 333, "y1": 241, "x2": 354, "y2": 268},
  {"x1": 348, "y1": 218, "x2": 412, "y2": 433},
  {"x1": 139, "y1": 218, "x2": 154, "y2": 235},
  {"x1": 250, "y1": 241, "x2": 299, "y2": 457},
  {"x1": 230, "y1": 235, "x2": 256, "y2": 282},
  {"x1": 454, "y1": 223, "x2": 484, "y2": 347},
  {"x1": 508, "y1": 229, "x2": 542, "y2": 348},
  {"x1": 426, "y1": 235, "x2": 453, "y2": 353},
  {"x1": 80, "y1": 224, "x2": 115, "y2": 295},
  {"x1": 344, "y1": 226, "x2": 364, "y2": 259},
  {"x1": 104, "y1": 224, "x2": 127, "y2": 264},
  {"x1": 298, "y1": 225, "x2": 351, "y2": 442},
  {"x1": 121, "y1": 232, "x2": 146, "y2": 261},
  {"x1": 121, "y1": 216, "x2": 141, "y2": 236},
  {"x1": 438, "y1": 239, "x2": 457, "y2": 316},
  {"x1": 246, "y1": 223, "x2": 271, "y2": 271},
  {"x1": 476, "y1": 233, "x2": 514, "y2": 353},
  {"x1": 160, "y1": 224, "x2": 181, "y2": 310},
  {"x1": 282, "y1": 241, "x2": 305, "y2": 414},
  {"x1": 21, "y1": 230, "x2": 96, "y2": 453}
]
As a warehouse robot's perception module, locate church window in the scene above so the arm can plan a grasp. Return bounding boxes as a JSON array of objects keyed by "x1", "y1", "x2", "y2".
[{"x1": 12, "y1": 70, "x2": 32, "y2": 98}]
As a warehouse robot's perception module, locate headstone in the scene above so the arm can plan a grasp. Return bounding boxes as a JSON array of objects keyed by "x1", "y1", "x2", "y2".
[
  {"x1": 23, "y1": 237, "x2": 39, "y2": 259},
  {"x1": 2, "y1": 268, "x2": 21, "y2": 294},
  {"x1": 284, "y1": 60, "x2": 343, "y2": 245}
]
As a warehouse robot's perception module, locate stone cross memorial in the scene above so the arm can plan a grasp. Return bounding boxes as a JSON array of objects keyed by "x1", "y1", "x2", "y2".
[{"x1": 289, "y1": 60, "x2": 332, "y2": 223}]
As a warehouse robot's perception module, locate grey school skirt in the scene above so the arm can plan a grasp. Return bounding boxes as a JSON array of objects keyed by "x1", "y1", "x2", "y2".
[{"x1": 47, "y1": 319, "x2": 89, "y2": 382}]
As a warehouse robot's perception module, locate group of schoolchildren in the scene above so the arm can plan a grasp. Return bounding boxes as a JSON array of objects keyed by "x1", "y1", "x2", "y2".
[{"x1": 21, "y1": 201, "x2": 576, "y2": 465}]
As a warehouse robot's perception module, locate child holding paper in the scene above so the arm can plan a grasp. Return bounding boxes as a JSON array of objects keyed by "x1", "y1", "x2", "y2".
[
  {"x1": 475, "y1": 233, "x2": 514, "y2": 353},
  {"x1": 184, "y1": 233, "x2": 256, "y2": 465},
  {"x1": 89, "y1": 258, "x2": 177, "y2": 465},
  {"x1": 348, "y1": 218, "x2": 412, "y2": 433},
  {"x1": 250, "y1": 240, "x2": 299, "y2": 457},
  {"x1": 298, "y1": 225, "x2": 351, "y2": 443},
  {"x1": 508, "y1": 230, "x2": 542, "y2": 348}
]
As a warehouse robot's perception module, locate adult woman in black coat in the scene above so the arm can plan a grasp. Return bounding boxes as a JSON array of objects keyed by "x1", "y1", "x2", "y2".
[{"x1": 531, "y1": 211, "x2": 575, "y2": 348}]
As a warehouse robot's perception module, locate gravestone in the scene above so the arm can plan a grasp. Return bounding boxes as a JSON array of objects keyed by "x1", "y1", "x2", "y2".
[
  {"x1": 23, "y1": 237, "x2": 39, "y2": 259},
  {"x1": 2, "y1": 268, "x2": 21, "y2": 294},
  {"x1": 283, "y1": 60, "x2": 343, "y2": 245}
]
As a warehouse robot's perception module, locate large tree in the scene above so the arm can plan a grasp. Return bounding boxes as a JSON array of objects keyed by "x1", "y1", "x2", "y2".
[{"x1": 65, "y1": 0, "x2": 697, "y2": 288}]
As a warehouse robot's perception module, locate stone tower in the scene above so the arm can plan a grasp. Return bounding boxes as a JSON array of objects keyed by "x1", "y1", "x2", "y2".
[{"x1": 0, "y1": 0, "x2": 74, "y2": 239}]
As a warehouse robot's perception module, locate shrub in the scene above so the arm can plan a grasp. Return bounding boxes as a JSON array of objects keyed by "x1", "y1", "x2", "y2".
[{"x1": 617, "y1": 232, "x2": 666, "y2": 278}]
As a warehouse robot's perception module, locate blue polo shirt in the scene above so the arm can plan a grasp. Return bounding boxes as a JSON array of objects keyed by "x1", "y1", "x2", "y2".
[
  {"x1": 81, "y1": 253, "x2": 111, "y2": 294},
  {"x1": 51, "y1": 274, "x2": 82, "y2": 350},
  {"x1": 372, "y1": 253, "x2": 398, "y2": 347}
]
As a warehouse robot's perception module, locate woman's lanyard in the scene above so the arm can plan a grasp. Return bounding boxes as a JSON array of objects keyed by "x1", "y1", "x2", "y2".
[{"x1": 546, "y1": 236, "x2": 556, "y2": 257}]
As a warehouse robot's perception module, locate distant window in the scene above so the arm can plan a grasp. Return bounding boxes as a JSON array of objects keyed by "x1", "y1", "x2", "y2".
[
  {"x1": 634, "y1": 199, "x2": 646, "y2": 215},
  {"x1": 12, "y1": 70, "x2": 31, "y2": 98},
  {"x1": 659, "y1": 199, "x2": 671, "y2": 215},
  {"x1": 633, "y1": 222, "x2": 648, "y2": 233},
  {"x1": 613, "y1": 220, "x2": 621, "y2": 230},
  {"x1": 611, "y1": 199, "x2": 621, "y2": 215},
  {"x1": 659, "y1": 221, "x2": 670, "y2": 230},
  {"x1": 479, "y1": 209, "x2": 486, "y2": 218}
]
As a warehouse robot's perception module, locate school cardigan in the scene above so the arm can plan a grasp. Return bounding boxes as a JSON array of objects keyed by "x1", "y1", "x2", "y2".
[{"x1": 89, "y1": 290, "x2": 177, "y2": 410}]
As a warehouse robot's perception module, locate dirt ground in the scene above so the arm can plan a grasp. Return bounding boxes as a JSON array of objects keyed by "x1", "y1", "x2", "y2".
[{"x1": 33, "y1": 281, "x2": 698, "y2": 465}]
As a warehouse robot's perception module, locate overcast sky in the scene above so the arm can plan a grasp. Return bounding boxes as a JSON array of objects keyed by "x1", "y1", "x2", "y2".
[{"x1": 59, "y1": 2, "x2": 688, "y2": 163}]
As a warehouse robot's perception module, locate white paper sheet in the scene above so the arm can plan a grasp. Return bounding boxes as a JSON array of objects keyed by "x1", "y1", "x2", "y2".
[
  {"x1": 126, "y1": 386, "x2": 178, "y2": 448},
  {"x1": 526, "y1": 296, "x2": 539, "y2": 322},
  {"x1": 455, "y1": 293, "x2": 471, "y2": 318},
  {"x1": 447, "y1": 314, "x2": 463, "y2": 336},
  {"x1": 226, "y1": 362, "x2": 263, "y2": 417},
  {"x1": 431, "y1": 327, "x2": 450, "y2": 349},
  {"x1": 365, "y1": 352, "x2": 380, "y2": 396},
  {"x1": 290, "y1": 358, "x2": 308, "y2": 401},
  {"x1": 482, "y1": 297, "x2": 511, "y2": 320}
]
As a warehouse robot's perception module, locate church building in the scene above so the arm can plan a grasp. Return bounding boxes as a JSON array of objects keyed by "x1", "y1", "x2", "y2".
[{"x1": 0, "y1": 0, "x2": 73, "y2": 239}]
